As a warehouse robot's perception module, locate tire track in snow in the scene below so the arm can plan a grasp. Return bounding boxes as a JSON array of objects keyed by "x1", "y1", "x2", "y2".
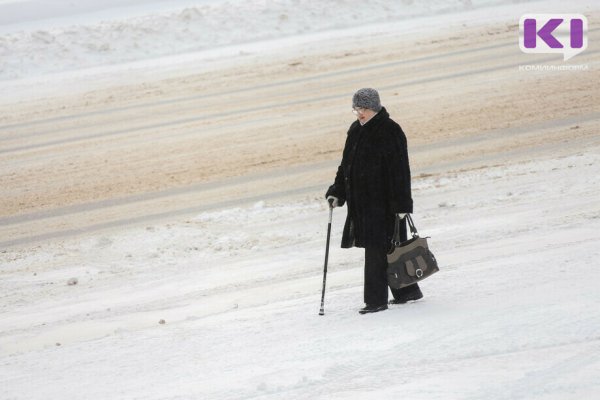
[
  {"x1": 2, "y1": 26, "x2": 598, "y2": 140},
  {"x1": 1, "y1": 114, "x2": 598, "y2": 249},
  {"x1": 2, "y1": 48, "x2": 598, "y2": 155},
  {"x1": 0, "y1": 41, "x2": 514, "y2": 135},
  {"x1": 0, "y1": 41, "x2": 517, "y2": 143}
]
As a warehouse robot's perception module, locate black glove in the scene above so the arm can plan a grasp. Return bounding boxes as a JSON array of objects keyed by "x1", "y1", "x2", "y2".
[{"x1": 327, "y1": 196, "x2": 340, "y2": 208}]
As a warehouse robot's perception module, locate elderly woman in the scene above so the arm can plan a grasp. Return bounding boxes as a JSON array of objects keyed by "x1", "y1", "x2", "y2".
[{"x1": 326, "y1": 88, "x2": 422, "y2": 314}]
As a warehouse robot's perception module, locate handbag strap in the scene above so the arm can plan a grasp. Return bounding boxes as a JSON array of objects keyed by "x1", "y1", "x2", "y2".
[
  {"x1": 392, "y1": 214, "x2": 419, "y2": 245},
  {"x1": 406, "y1": 214, "x2": 419, "y2": 237}
]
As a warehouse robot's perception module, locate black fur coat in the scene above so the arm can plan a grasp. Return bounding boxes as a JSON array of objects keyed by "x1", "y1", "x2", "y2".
[{"x1": 326, "y1": 107, "x2": 413, "y2": 248}]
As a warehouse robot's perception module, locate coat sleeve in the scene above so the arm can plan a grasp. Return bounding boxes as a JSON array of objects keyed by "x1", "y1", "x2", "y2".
[
  {"x1": 325, "y1": 128, "x2": 354, "y2": 206},
  {"x1": 382, "y1": 123, "x2": 413, "y2": 213},
  {"x1": 325, "y1": 165, "x2": 346, "y2": 207}
]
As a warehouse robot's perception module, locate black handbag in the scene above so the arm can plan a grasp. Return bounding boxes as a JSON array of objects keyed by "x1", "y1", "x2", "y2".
[{"x1": 387, "y1": 214, "x2": 439, "y2": 289}]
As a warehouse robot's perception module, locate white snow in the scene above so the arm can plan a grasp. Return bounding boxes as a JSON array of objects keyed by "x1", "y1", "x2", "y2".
[
  {"x1": 2, "y1": 149, "x2": 599, "y2": 399},
  {"x1": 2, "y1": 0, "x2": 600, "y2": 398},
  {"x1": 1, "y1": 0, "x2": 595, "y2": 83},
  {"x1": 2, "y1": 0, "x2": 596, "y2": 104}
]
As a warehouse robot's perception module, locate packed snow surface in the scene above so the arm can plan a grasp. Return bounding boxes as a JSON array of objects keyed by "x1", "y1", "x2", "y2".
[{"x1": 2, "y1": 150, "x2": 599, "y2": 399}]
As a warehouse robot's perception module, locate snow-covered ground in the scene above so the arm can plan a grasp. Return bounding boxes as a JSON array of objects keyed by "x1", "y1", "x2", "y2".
[
  {"x1": 2, "y1": 0, "x2": 597, "y2": 84},
  {"x1": 1, "y1": 0, "x2": 597, "y2": 106},
  {"x1": 0, "y1": 0, "x2": 506, "y2": 80},
  {"x1": 2, "y1": 147, "x2": 600, "y2": 399},
  {"x1": 1, "y1": 0, "x2": 600, "y2": 398}
]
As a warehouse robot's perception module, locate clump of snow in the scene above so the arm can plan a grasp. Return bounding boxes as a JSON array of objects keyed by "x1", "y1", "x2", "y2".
[{"x1": 66, "y1": 277, "x2": 78, "y2": 286}]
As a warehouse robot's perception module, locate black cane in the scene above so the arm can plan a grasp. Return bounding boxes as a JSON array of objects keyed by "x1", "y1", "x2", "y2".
[{"x1": 319, "y1": 203, "x2": 334, "y2": 315}]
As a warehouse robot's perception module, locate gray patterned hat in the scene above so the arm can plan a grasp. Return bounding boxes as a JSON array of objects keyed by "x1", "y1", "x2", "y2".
[{"x1": 352, "y1": 88, "x2": 382, "y2": 112}]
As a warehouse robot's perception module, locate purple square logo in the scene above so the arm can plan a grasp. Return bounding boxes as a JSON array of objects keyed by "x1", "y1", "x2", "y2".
[{"x1": 519, "y1": 14, "x2": 588, "y2": 61}]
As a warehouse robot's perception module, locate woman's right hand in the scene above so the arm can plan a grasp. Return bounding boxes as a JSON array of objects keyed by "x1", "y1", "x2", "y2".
[{"x1": 327, "y1": 196, "x2": 339, "y2": 208}]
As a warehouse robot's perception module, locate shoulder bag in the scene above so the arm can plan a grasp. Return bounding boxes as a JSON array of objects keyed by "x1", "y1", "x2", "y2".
[{"x1": 387, "y1": 214, "x2": 439, "y2": 289}]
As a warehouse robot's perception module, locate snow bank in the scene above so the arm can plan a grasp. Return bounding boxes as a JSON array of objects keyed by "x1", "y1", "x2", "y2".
[{"x1": 0, "y1": 0, "x2": 528, "y2": 81}]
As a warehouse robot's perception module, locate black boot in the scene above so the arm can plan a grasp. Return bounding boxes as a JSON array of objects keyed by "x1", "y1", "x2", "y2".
[
  {"x1": 389, "y1": 284, "x2": 423, "y2": 305},
  {"x1": 359, "y1": 304, "x2": 388, "y2": 314}
]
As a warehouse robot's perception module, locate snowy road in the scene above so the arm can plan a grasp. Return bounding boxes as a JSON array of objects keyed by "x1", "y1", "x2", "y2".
[
  {"x1": 1, "y1": 1, "x2": 600, "y2": 399},
  {"x1": 2, "y1": 22, "x2": 599, "y2": 248},
  {"x1": 1, "y1": 109, "x2": 599, "y2": 249}
]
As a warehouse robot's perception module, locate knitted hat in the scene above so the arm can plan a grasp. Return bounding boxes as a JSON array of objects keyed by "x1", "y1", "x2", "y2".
[{"x1": 352, "y1": 88, "x2": 382, "y2": 112}]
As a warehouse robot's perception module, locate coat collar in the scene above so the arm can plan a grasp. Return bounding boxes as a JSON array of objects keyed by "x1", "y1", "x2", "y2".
[{"x1": 361, "y1": 107, "x2": 389, "y2": 131}]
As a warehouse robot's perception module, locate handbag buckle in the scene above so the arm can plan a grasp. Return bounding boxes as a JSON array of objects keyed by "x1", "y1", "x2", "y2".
[{"x1": 415, "y1": 268, "x2": 423, "y2": 278}]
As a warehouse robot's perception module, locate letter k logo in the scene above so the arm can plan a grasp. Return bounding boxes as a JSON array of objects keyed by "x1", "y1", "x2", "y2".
[
  {"x1": 524, "y1": 18, "x2": 563, "y2": 48},
  {"x1": 519, "y1": 14, "x2": 588, "y2": 61}
]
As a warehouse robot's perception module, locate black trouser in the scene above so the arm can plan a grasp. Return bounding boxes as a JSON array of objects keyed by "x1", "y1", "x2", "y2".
[{"x1": 364, "y1": 245, "x2": 420, "y2": 305}]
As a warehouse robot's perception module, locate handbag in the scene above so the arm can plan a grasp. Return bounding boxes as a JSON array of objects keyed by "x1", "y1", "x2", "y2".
[{"x1": 387, "y1": 214, "x2": 439, "y2": 289}]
